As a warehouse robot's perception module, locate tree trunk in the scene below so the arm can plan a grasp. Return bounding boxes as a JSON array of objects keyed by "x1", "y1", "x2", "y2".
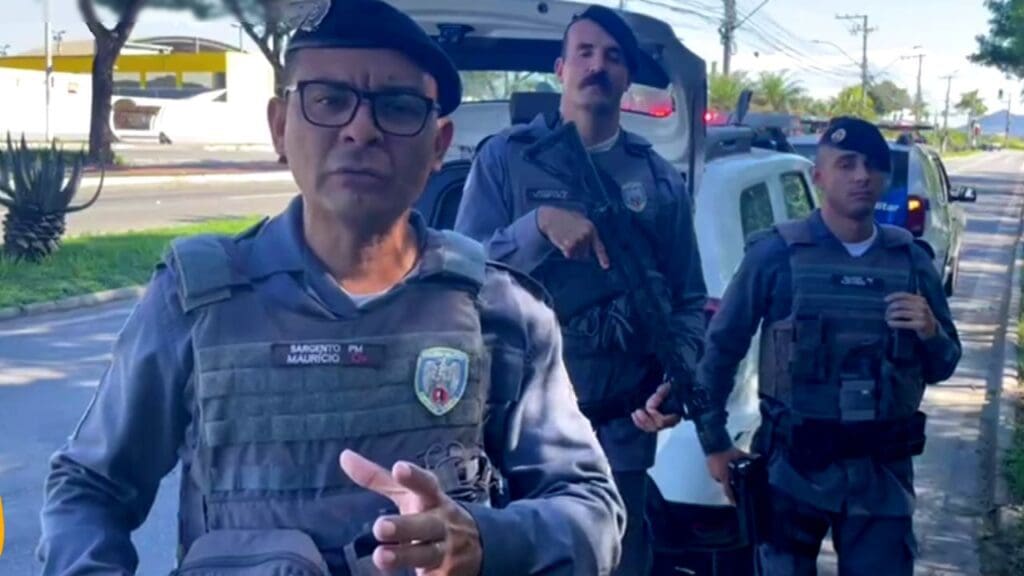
[{"x1": 88, "y1": 36, "x2": 118, "y2": 166}]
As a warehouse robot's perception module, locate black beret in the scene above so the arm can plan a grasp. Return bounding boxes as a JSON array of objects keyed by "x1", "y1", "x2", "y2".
[
  {"x1": 819, "y1": 116, "x2": 892, "y2": 173},
  {"x1": 286, "y1": 0, "x2": 462, "y2": 117},
  {"x1": 569, "y1": 5, "x2": 640, "y2": 74}
]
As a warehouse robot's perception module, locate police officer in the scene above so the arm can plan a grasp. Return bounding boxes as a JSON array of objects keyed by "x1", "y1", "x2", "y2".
[
  {"x1": 693, "y1": 117, "x2": 962, "y2": 575},
  {"x1": 37, "y1": 1, "x2": 626, "y2": 575},
  {"x1": 454, "y1": 6, "x2": 707, "y2": 576}
]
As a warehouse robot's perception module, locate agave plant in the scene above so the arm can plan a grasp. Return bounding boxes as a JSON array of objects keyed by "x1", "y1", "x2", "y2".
[{"x1": 0, "y1": 133, "x2": 104, "y2": 262}]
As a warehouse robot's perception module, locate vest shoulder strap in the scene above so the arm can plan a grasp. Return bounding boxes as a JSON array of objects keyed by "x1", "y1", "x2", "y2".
[
  {"x1": 419, "y1": 230, "x2": 488, "y2": 289},
  {"x1": 878, "y1": 223, "x2": 915, "y2": 248},
  {"x1": 167, "y1": 233, "x2": 251, "y2": 313},
  {"x1": 486, "y1": 260, "x2": 553, "y2": 307}
]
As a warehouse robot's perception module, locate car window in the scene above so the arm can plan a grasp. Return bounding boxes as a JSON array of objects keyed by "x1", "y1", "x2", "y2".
[
  {"x1": 929, "y1": 153, "x2": 953, "y2": 206},
  {"x1": 781, "y1": 171, "x2": 814, "y2": 219},
  {"x1": 918, "y1": 150, "x2": 945, "y2": 206},
  {"x1": 459, "y1": 71, "x2": 674, "y2": 117},
  {"x1": 740, "y1": 182, "x2": 776, "y2": 239}
]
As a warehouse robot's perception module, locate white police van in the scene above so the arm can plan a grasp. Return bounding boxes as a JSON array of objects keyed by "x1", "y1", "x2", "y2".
[{"x1": 396, "y1": 2, "x2": 816, "y2": 573}]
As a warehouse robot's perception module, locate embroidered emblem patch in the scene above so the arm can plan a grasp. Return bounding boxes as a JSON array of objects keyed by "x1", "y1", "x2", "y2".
[
  {"x1": 415, "y1": 347, "x2": 469, "y2": 416},
  {"x1": 831, "y1": 128, "x2": 847, "y2": 144},
  {"x1": 621, "y1": 181, "x2": 648, "y2": 212}
]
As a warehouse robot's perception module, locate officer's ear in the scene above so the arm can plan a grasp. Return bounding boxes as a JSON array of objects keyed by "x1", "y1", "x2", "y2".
[
  {"x1": 268, "y1": 95, "x2": 288, "y2": 160},
  {"x1": 432, "y1": 117, "x2": 455, "y2": 171}
]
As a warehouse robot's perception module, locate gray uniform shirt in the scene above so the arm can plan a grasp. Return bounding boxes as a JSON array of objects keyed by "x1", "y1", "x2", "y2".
[{"x1": 37, "y1": 195, "x2": 625, "y2": 575}]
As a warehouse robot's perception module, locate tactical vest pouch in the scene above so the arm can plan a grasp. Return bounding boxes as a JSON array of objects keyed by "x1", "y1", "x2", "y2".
[
  {"x1": 172, "y1": 529, "x2": 330, "y2": 576},
  {"x1": 776, "y1": 412, "x2": 927, "y2": 471},
  {"x1": 789, "y1": 315, "x2": 826, "y2": 382}
]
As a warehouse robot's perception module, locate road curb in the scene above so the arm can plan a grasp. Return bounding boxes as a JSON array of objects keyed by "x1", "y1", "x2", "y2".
[
  {"x1": 0, "y1": 285, "x2": 146, "y2": 323},
  {"x1": 993, "y1": 218, "x2": 1024, "y2": 529}
]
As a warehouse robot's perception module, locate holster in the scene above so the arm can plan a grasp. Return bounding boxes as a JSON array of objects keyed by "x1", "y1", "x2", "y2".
[{"x1": 728, "y1": 455, "x2": 771, "y2": 549}]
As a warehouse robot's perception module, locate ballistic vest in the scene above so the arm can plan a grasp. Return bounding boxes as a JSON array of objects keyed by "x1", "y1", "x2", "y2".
[
  {"x1": 758, "y1": 219, "x2": 926, "y2": 424},
  {"x1": 167, "y1": 225, "x2": 495, "y2": 574}
]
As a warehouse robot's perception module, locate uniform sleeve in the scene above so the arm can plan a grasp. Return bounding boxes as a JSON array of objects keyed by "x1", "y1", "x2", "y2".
[
  {"x1": 911, "y1": 246, "x2": 962, "y2": 383},
  {"x1": 454, "y1": 137, "x2": 556, "y2": 273},
  {"x1": 693, "y1": 236, "x2": 780, "y2": 455},
  {"x1": 658, "y1": 168, "x2": 708, "y2": 386},
  {"x1": 37, "y1": 265, "x2": 192, "y2": 575},
  {"x1": 465, "y1": 277, "x2": 625, "y2": 576}
]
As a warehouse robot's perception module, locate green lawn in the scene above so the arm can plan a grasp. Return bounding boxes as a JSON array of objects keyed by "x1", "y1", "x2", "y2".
[
  {"x1": 0, "y1": 217, "x2": 262, "y2": 309},
  {"x1": 942, "y1": 149, "x2": 983, "y2": 160}
]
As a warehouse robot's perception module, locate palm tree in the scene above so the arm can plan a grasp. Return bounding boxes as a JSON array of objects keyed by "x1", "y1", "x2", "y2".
[
  {"x1": 709, "y1": 71, "x2": 750, "y2": 110},
  {"x1": 955, "y1": 90, "x2": 988, "y2": 123},
  {"x1": 755, "y1": 70, "x2": 804, "y2": 112},
  {"x1": 830, "y1": 86, "x2": 877, "y2": 120}
]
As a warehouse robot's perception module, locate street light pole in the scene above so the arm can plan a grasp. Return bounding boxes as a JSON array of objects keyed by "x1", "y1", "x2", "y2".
[{"x1": 44, "y1": 0, "x2": 52, "y2": 142}]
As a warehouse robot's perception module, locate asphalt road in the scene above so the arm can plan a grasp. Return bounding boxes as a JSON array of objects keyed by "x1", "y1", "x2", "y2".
[
  {"x1": 60, "y1": 177, "x2": 298, "y2": 237},
  {"x1": 0, "y1": 151, "x2": 1021, "y2": 575}
]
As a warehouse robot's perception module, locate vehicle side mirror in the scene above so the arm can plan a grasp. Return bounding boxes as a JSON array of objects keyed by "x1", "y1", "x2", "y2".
[{"x1": 951, "y1": 185, "x2": 977, "y2": 203}]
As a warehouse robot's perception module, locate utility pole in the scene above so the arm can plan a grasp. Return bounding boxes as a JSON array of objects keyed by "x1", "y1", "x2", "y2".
[
  {"x1": 721, "y1": 0, "x2": 736, "y2": 76},
  {"x1": 900, "y1": 51, "x2": 926, "y2": 122},
  {"x1": 837, "y1": 14, "x2": 876, "y2": 106},
  {"x1": 940, "y1": 73, "x2": 955, "y2": 154},
  {"x1": 44, "y1": 0, "x2": 52, "y2": 142}
]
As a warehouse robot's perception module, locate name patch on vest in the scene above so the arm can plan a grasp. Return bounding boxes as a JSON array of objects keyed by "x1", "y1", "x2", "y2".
[
  {"x1": 271, "y1": 343, "x2": 384, "y2": 367},
  {"x1": 831, "y1": 274, "x2": 885, "y2": 291},
  {"x1": 526, "y1": 188, "x2": 572, "y2": 201}
]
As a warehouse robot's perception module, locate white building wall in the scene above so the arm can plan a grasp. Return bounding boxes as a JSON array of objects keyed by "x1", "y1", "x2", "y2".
[{"x1": 0, "y1": 52, "x2": 275, "y2": 145}]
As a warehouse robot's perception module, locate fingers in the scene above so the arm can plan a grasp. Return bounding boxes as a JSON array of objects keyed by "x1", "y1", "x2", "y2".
[
  {"x1": 374, "y1": 512, "x2": 447, "y2": 545},
  {"x1": 592, "y1": 232, "x2": 610, "y2": 269},
  {"x1": 632, "y1": 409, "x2": 659, "y2": 433},
  {"x1": 392, "y1": 461, "x2": 444, "y2": 509},
  {"x1": 340, "y1": 450, "x2": 406, "y2": 504},
  {"x1": 646, "y1": 383, "x2": 672, "y2": 412},
  {"x1": 374, "y1": 540, "x2": 446, "y2": 572}
]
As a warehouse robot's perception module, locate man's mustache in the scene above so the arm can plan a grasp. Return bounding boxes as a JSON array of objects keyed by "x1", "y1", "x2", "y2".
[{"x1": 581, "y1": 72, "x2": 612, "y2": 90}]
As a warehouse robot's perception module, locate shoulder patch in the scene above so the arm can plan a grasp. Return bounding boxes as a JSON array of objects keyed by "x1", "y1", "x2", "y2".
[{"x1": 486, "y1": 260, "x2": 553, "y2": 307}]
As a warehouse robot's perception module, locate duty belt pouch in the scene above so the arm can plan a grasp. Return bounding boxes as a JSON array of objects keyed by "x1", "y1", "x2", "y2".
[{"x1": 172, "y1": 529, "x2": 331, "y2": 576}]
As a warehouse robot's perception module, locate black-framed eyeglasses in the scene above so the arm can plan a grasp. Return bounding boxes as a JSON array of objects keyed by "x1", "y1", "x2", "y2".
[{"x1": 285, "y1": 80, "x2": 440, "y2": 137}]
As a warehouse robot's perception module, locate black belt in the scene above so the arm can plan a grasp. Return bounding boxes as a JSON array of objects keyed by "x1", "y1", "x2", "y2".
[{"x1": 774, "y1": 411, "x2": 927, "y2": 469}]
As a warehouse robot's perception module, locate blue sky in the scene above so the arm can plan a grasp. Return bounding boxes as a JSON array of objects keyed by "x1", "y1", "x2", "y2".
[{"x1": 3, "y1": 0, "x2": 1014, "y2": 125}]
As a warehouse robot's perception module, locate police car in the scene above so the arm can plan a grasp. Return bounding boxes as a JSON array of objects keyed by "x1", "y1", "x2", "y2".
[
  {"x1": 398, "y1": 2, "x2": 813, "y2": 573},
  {"x1": 790, "y1": 134, "x2": 974, "y2": 296}
]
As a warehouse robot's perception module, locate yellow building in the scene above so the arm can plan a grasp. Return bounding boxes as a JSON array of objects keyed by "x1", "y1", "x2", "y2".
[{"x1": 0, "y1": 36, "x2": 254, "y2": 97}]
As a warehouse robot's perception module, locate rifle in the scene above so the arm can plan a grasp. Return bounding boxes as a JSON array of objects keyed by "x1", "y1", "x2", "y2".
[{"x1": 521, "y1": 121, "x2": 708, "y2": 421}]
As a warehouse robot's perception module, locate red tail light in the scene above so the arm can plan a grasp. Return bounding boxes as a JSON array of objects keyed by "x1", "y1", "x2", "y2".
[
  {"x1": 906, "y1": 194, "x2": 928, "y2": 237},
  {"x1": 704, "y1": 297, "x2": 722, "y2": 328}
]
